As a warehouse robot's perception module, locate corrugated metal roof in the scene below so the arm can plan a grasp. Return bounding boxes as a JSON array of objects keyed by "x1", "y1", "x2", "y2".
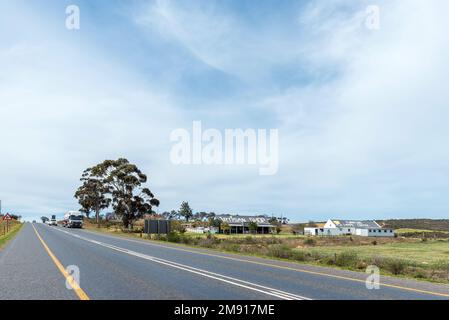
[
  {"x1": 216, "y1": 215, "x2": 275, "y2": 227},
  {"x1": 331, "y1": 220, "x2": 380, "y2": 229}
]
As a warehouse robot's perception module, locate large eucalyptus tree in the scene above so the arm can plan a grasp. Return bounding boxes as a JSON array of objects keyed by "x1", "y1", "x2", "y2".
[{"x1": 76, "y1": 158, "x2": 159, "y2": 228}]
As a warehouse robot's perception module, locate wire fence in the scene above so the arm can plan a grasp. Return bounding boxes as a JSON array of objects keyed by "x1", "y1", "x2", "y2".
[{"x1": 0, "y1": 220, "x2": 19, "y2": 237}]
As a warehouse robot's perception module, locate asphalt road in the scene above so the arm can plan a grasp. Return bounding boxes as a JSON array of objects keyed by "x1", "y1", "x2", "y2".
[{"x1": 0, "y1": 223, "x2": 448, "y2": 300}]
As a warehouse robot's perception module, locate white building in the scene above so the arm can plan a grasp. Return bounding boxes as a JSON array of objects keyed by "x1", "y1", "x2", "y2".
[{"x1": 304, "y1": 219, "x2": 395, "y2": 237}]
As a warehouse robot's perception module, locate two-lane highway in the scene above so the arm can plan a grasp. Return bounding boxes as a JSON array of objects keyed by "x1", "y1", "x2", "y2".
[{"x1": 1, "y1": 223, "x2": 449, "y2": 300}]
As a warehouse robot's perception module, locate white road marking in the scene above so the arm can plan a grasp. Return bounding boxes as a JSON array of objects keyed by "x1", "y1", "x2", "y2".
[{"x1": 51, "y1": 227, "x2": 311, "y2": 300}]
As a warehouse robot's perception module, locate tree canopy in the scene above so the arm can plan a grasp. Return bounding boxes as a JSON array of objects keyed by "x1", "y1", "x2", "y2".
[
  {"x1": 75, "y1": 176, "x2": 111, "y2": 226},
  {"x1": 75, "y1": 158, "x2": 160, "y2": 228},
  {"x1": 179, "y1": 201, "x2": 193, "y2": 222}
]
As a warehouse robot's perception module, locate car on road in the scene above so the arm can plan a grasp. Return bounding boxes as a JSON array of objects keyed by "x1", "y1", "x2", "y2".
[{"x1": 63, "y1": 211, "x2": 84, "y2": 228}]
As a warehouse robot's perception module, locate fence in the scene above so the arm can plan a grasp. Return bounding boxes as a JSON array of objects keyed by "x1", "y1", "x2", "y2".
[{"x1": 0, "y1": 220, "x2": 18, "y2": 237}]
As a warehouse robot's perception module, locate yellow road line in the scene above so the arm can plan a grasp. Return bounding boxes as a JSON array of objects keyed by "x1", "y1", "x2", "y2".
[
  {"x1": 84, "y1": 230, "x2": 449, "y2": 299},
  {"x1": 32, "y1": 225, "x2": 90, "y2": 300}
]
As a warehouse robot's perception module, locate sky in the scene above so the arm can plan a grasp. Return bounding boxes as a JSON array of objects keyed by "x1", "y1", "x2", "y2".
[{"x1": 1, "y1": 0, "x2": 449, "y2": 222}]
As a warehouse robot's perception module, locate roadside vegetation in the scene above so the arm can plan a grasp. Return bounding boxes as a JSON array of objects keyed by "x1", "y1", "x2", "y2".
[
  {"x1": 0, "y1": 220, "x2": 23, "y2": 249},
  {"x1": 84, "y1": 219, "x2": 449, "y2": 284}
]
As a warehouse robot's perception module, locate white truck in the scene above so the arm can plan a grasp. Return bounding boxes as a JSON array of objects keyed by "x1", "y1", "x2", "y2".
[
  {"x1": 63, "y1": 211, "x2": 84, "y2": 228},
  {"x1": 50, "y1": 215, "x2": 58, "y2": 226}
]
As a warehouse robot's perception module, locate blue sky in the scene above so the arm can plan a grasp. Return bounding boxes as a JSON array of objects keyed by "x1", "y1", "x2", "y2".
[{"x1": 1, "y1": 0, "x2": 449, "y2": 222}]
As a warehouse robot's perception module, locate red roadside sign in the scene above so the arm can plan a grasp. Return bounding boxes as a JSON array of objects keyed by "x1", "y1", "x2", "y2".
[{"x1": 2, "y1": 213, "x2": 12, "y2": 221}]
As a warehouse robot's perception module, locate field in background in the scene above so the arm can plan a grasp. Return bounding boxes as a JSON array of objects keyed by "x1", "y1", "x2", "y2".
[{"x1": 380, "y1": 219, "x2": 449, "y2": 232}]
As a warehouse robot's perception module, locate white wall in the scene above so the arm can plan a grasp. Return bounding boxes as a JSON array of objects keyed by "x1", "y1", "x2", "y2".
[
  {"x1": 367, "y1": 228, "x2": 395, "y2": 237},
  {"x1": 306, "y1": 225, "x2": 395, "y2": 237}
]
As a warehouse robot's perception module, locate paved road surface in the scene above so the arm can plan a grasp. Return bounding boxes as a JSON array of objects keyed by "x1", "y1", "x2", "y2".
[{"x1": 1, "y1": 223, "x2": 448, "y2": 300}]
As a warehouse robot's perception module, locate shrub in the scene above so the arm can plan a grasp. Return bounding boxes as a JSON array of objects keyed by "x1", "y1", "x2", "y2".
[
  {"x1": 370, "y1": 256, "x2": 385, "y2": 268},
  {"x1": 431, "y1": 260, "x2": 449, "y2": 272},
  {"x1": 264, "y1": 237, "x2": 282, "y2": 245},
  {"x1": 218, "y1": 242, "x2": 241, "y2": 252},
  {"x1": 384, "y1": 258, "x2": 407, "y2": 275},
  {"x1": 309, "y1": 251, "x2": 326, "y2": 261},
  {"x1": 198, "y1": 238, "x2": 218, "y2": 248},
  {"x1": 303, "y1": 238, "x2": 316, "y2": 246},
  {"x1": 244, "y1": 236, "x2": 256, "y2": 244},
  {"x1": 321, "y1": 255, "x2": 336, "y2": 265},
  {"x1": 167, "y1": 232, "x2": 181, "y2": 243},
  {"x1": 335, "y1": 251, "x2": 358, "y2": 267},
  {"x1": 413, "y1": 269, "x2": 427, "y2": 279},
  {"x1": 291, "y1": 250, "x2": 307, "y2": 262},
  {"x1": 268, "y1": 244, "x2": 293, "y2": 259},
  {"x1": 171, "y1": 220, "x2": 186, "y2": 233},
  {"x1": 371, "y1": 240, "x2": 377, "y2": 246}
]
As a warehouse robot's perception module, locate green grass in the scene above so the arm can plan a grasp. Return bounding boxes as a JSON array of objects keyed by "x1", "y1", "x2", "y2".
[
  {"x1": 306, "y1": 240, "x2": 449, "y2": 265},
  {"x1": 0, "y1": 222, "x2": 23, "y2": 249},
  {"x1": 396, "y1": 228, "x2": 449, "y2": 234}
]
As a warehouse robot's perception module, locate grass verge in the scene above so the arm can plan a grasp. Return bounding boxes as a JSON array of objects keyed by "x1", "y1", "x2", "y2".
[{"x1": 0, "y1": 222, "x2": 23, "y2": 250}]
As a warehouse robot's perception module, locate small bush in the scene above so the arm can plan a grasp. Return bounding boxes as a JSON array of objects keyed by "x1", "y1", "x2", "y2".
[
  {"x1": 335, "y1": 251, "x2": 358, "y2": 267},
  {"x1": 268, "y1": 244, "x2": 293, "y2": 259},
  {"x1": 291, "y1": 250, "x2": 307, "y2": 262},
  {"x1": 244, "y1": 236, "x2": 256, "y2": 244},
  {"x1": 356, "y1": 261, "x2": 368, "y2": 270},
  {"x1": 370, "y1": 256, "x2": 385, "y2": 268},
  {"x1": 308, "y1": 251, "x2": 327, "y2": 261},
  {"x1": 218, "y1": 242, "x2": 241, "y2": 252},
  {"x1": 167, "y1": 232, "x2": 181, "y2": 243},
  {"x1": 384, "y1": 258, "x2": 407, "y2": 275},
  {"x1": 371, "y1": 240, "x2": 377, "y2": 246},
  {"x1": 303, "y1": 238, "x2": 316, "y2": 246},
  {"x1": 321, "y1": 255, "x2": 336, "y2": 265},
  {"x1": 198, "y1": 238, "x2": 217, "y2": 248},
  {"x1": 413, "y1": 269, "x2": 427, "y2": 279},
  {"x1": 431, "y1": 260, "x2": 449, "y2": 272},
  {"x1": 264, "y1": 237, "x2": 283, "y2": 245}
]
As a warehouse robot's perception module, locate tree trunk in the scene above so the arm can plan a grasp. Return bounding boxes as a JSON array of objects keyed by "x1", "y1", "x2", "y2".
[
  {"x1": 96, "y1": 203, "x2": 100, "y2": 228},
  {"x1": 122, "y1": 215, "x2": 129, "y2": 229}
]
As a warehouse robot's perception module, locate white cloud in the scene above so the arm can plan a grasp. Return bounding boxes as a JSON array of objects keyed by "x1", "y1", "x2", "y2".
[
  {"x1": 138, "y1": 0, "x2": 449, "y2": 219},
  {"x1": 0, "y1": 4, "x2": 180, "y2": 219},
  {"x1": 2, "y1": 0, "x2": 449, "y2": 221}
]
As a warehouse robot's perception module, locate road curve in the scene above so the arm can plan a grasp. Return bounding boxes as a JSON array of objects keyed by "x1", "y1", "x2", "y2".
[{"x1": 0, "y1": 223, "x2": 448, "y2": 300}]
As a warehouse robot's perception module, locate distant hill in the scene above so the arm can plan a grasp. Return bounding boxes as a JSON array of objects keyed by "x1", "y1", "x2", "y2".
[{"x1": 378, "y1": 219, "x2": 449, "y2": 232}]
